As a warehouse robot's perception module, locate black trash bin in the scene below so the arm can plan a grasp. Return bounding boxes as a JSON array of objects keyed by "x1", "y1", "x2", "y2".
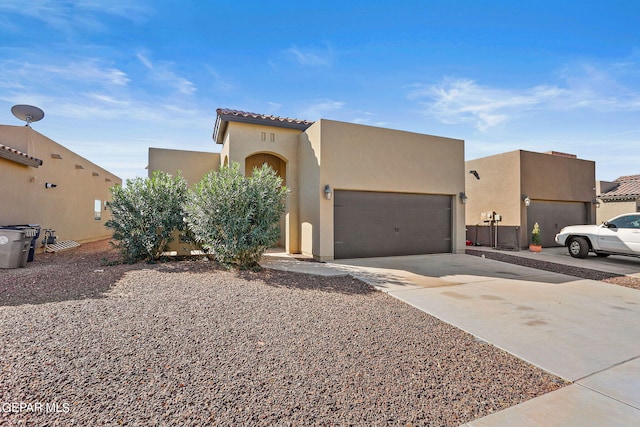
[{"x1": 5, "y1": 224, "x2": 41, "y2": 262}]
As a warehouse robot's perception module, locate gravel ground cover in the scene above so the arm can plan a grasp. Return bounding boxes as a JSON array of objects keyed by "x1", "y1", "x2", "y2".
[
  {"x1": 0, "y1": 241, "x2": 565, "y2": 426},
  {"x1": 466, "y1": 248, "x2": 640, "y2": 290}
]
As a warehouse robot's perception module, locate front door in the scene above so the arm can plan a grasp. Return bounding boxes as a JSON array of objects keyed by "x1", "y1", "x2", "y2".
[{"x1": 245, "y1": 153, "x2": 287, "y2": 247}]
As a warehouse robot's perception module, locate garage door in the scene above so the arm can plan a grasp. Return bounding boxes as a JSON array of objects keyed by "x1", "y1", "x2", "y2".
[
  {"x1": 527, "y1": 201, "x2": 588, "y2": 247},
  {"x1": 334, "y1": 190, "x2": 452, "y2": 259}
]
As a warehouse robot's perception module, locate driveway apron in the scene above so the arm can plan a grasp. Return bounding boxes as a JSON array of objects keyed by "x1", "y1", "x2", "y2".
[{"x1": 324, "y1": 254, "x2": 640, "y2": 426}]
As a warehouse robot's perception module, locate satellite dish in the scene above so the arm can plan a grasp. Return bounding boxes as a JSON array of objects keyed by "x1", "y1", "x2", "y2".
[{"x1": 11, "y1": 104, "x2": 45, "y2": 127}]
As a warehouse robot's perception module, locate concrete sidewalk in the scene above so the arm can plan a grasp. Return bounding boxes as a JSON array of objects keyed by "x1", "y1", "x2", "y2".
[{"x1": 261, "y1": 252, "x2": 640, "y2": 426}]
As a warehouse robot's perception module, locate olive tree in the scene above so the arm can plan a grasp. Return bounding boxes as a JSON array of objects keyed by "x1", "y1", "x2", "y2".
[
  {"x1": 185, "y1": 163, "x2": 287, "y2": 269},
  {"x1": 106, "y1": 171, "x2": 189, "y2": 263}
]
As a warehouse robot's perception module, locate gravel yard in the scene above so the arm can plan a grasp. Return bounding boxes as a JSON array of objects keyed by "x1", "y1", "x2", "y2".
[{"x1": 1, "y1": 240, "x2": 565, "y2": 426}]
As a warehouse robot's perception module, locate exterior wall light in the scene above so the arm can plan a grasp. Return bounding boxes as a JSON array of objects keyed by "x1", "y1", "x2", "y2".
[
  {"x1": 324, "y1": 185, "x2": 332, "y2": 200},
  {"x1": 522, "y1": 195, "x2": 530, "y2": 207},
  {"x1": 459, "y1": 192, "x2": 468, "y2": 204},
  {"x1": 45, "y1": 182, "x2": 57, "y2": 189},
  {"x1": 593, "y1": 199, "x2": 601, "y2": 208}
]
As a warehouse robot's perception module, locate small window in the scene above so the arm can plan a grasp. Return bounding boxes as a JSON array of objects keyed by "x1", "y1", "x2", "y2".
[
  {"x1": 270, "y1": 132, "x2": 276, "y2": 142},
  {"x1": 609, "y1": 214, "x2": 640, "y2": 229},
  {"x1": 94, "y1": 199, "x2": 102, "y2": 221},
  {"x1": 260, "y1": 132, "x2": 266, "y2": 141}
]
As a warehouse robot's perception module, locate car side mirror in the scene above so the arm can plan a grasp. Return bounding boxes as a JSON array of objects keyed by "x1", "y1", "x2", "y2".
[{"x1": 604, "y1": 222, "x2": 617, "y2": 229}]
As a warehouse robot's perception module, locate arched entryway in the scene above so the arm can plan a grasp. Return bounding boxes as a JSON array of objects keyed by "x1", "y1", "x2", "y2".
[
  {"x1": 245, "y1": 153, "x2": 287, "y2": 247},
  {"x1": 245, "y1": 153, "x2": 286, "y2": 182}
]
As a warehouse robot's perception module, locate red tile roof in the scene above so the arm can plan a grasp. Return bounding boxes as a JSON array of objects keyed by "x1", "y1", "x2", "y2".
[
  {"x1": 217, "y1": 108, "x2": 314, "y2": 127},
  {"x1": 0, "y1": 143, "x2": 42, "y2": 168},
  {"x1": 213, "y1": 108, "x2": 314, "y2": 143},
  {"x1": 600, "y1": 174, "x2": 640, "y2": 200}
]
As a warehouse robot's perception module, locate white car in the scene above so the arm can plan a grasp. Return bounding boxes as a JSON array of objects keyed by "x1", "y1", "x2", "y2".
[{"x1": 555, "y1": 213, "x2": 640, "y2": 258}]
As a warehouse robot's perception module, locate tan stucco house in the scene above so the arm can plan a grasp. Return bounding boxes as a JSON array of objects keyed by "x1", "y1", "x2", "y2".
[
  {"x1": 596, "y1": 174, "x2": 640, "y2": 223},
  {"x1": 149, "y1": 108, "x2": 466, "y2": 261},
  {"x1": 0, "y1": 124, "x2": 121, "y2": 245},
  {"x1": 465, "y1": 150, "x2": 596, "y2": 248}
]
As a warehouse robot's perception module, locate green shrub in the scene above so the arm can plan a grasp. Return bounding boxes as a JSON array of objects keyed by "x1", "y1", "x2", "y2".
[
  {"x1": 185, "y1": 163, "x2": 287, "y2": 269},
  {"x1": 106, "y1": 171, "x2": 189, "y2": 263},
  {"x1": 531, "y1": 222, "x2": 541, "y2": 245}
]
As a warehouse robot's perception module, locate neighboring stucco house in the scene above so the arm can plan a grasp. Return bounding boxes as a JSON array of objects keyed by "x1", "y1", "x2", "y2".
[
  {"x1": 0, "y1": 124, "x2": 121, "y2": 245},
  {"x1": 465, "y1": 150, "x2": 596, "y2": 248},
  {"x1": 149, "y1": 108, "x2": 466, "y2": 261},
  {"x1": 148, "y1": 147, "x2": 220, "y2": 186},
  {"x1": 596, "y1": 174, "x2": 640, "y2": 223}
]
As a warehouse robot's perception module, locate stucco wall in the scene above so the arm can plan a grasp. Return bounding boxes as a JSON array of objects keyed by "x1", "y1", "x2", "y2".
[
  {"x1": 596, "y1": 200, "x2": 639, "y2": 223},
  {"x1": 214, "y1": 117, "x2": 466, "y2": 260},
  {"x1": 304, "y1": 119, "x2": 466, "y2": 260},
  {"x1": 0, "y1": 125, "x2": 121, "y2": 244},
  {"x1": 298, "y1": 124, "x2": 322, "y2": 257},
  {"x1": 465, "y1": 149, "x2": 596, "y2": 247},
  {"x1": 520, "y1": 151, "x2": 595, "y2": 203},
  {"x1": 148, "y1": 147, "x2": 220, "y2": 186},
  {"x1": 465, "y1": 151, "x2": 522, "y2": 227},
  {"x1": 221, "y1": 122, "x2": 302, "y2": 253}
]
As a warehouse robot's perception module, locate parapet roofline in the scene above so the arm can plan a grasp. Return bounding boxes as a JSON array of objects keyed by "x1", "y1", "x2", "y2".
[{"x1": 213, "y1": 108, "x2": 314, "y2": 144}]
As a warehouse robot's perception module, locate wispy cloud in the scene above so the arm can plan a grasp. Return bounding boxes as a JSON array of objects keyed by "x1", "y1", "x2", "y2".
[
  {"x1": 298, "y1": 99, "x2": 345, "y2": 120},
  {"x1": 408, "y1": 78, "x2": 566, "y2": 131},
  {"x1": 0, "y1": 0, "x2": 151, "y2": 32},
  {"x1": 281, "y1": 43, "x2": 334, "y2": 68},
  {"x1": 85, "y1": 93, "x2": 130, "y2": 105},
  {"x1": 0, "y1": 53, "x2": 198, "y2": 128},
  {"x1": 287, "y1": 48, "x2": 331, "y2": 67},
  {"x1": 350, "y1": 111, "x2": 388, "y2": 128},
  {"x1": 59, "y1": 62, "x2": 130, "y2": 86},
  {"x1": 554, "y1": 63, "x2": 640, "y2": 111},
  {"x1": 0, "y1": 58, "x2": 129, "y2": 88},
  {"x1": 136, "y1": 53, "x2": 196, "y2": 95},
  {"x1": 410, "y1": 59, "x2": 640, "y2": 131},
  {"x1": 205, "y1": 67, "x2": 235, "y2": 92},
  {"x1": 136, "y1": 53, "x2": 153, "y2": 69}
]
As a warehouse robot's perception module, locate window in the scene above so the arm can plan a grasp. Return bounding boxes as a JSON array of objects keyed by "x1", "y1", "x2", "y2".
[
  {"x1": 608, "y1": 214, "x2": 640, "y2": 229},
  {"x1": 94, "y1": 199, "x2": 102, "y2": 221},
  {"x1": 270, "y1": 132, "x2": 276, "y2": 142}
]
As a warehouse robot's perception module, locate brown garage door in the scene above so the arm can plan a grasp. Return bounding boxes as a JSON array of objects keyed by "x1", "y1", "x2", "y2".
[
  {"x1": 527, "y1": 201, "x2": 589, "y2": 247},
  {"x1": 334, "y1": 190, "x2": 452, "y2": 259}
]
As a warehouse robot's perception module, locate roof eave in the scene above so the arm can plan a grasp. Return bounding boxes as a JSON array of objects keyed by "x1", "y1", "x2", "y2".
[
  {"x1": 0, "y1": 147, "x2": 42, "y2": 168},
  {"x1": 213, "y1": 109, "x2": 314, "y2": 144},
  {"x1": 599, "y1": 195, "x2": 640, "y2": 202},
  {"x1": 218, "y1": 112, "x2": 313, "y2": 131},
  {"x1": 212, "y1": 114, "x2": 227, "y2": 144}
]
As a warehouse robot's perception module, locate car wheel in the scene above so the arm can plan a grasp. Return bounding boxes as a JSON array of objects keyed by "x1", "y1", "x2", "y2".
[
  {"x1": 568, "y1": 237, "x2": 589, "y2": 258},
  {"x1": 595, "y1": 252, "x2": 610, "y2": 258}
]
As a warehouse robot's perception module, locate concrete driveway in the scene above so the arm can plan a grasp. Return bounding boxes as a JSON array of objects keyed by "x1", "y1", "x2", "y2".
[{"x1": 262, "y1": 251, "x2": 640, "y2": 426}]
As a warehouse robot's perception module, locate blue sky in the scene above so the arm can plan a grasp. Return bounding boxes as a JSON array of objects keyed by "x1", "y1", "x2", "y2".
[{"x1": 1, "y1": 1, "x2": 639, "y2": 183}]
